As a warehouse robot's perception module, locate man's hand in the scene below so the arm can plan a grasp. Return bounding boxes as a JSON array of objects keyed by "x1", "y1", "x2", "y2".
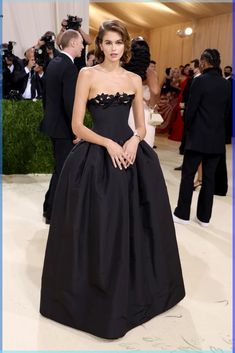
[{"x1": 61, "y1": 19, "x2": 67, "y2": 29}]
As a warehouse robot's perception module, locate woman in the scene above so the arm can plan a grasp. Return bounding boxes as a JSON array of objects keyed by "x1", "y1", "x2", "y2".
[
  {"x1": 126, "y1": 37, "x2": 160, "y2": 147},
  {"x1": 169, "y1": 65, "x2": 190, "y2": 141},
  {"x1": 157, "y1": 68, "x2": 180, "y2": 134},
  {"x1": 40, "y1": 20, "x2": 185, "y2": 339}
]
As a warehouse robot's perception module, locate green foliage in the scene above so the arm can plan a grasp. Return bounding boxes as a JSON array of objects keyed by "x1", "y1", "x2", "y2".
[{"x1": 3, "y1": 100, "x2": 93, "y2": 174}]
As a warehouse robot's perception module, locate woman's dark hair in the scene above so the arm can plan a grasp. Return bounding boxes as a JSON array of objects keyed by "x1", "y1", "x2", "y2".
[
  {"x1": 95, "y1": 20, "x2": 131, "y2": 64},
  {"x1": 190, "y1": 58, "x2": 199, "y2": 68},
  {"x1": 181, "y1": 63, "x2": 189, "y2": 75},
  {"x1": 87, "y1": 49, "x2": 95, "y2": 61},
  {"x1": 200, "y1": 48, "x2": 221, "y2": 68},
  {"x1": 165, "y1": 67, "x2": 171, "y2": 76},
  {"x1": 123, "y1": 37, "x2": 150, "y2": 81}
]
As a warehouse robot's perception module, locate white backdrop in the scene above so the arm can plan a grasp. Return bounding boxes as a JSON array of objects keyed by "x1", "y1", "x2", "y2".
[{"x1": 3, "y1": 0, "x2": 89, "y2": 58}]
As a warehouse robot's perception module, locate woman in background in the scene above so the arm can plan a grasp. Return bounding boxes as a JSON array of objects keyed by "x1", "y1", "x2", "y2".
[{"x1": 125, "y1": 37, "x2": 160, "y2": 147}]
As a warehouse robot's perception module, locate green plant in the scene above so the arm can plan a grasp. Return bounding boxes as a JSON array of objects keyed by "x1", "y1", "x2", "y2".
[{"x1": 3, "y1": 100, "x2": 93, "y2": 174}]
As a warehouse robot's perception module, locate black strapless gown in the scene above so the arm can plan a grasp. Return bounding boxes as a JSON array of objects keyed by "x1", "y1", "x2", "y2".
[{"x1": 40, "y1": 93, "x2": 185, "y2": 339}]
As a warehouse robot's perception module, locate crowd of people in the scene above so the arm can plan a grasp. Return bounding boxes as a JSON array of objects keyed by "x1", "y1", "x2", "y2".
[
  {"x1": 158, "y1": 62, "x2": 233, "y2": 145},
  {"x1": 4, "y1": 17, "x2": 232, "y2": 339},
  {"x1": 3, "y1": 25, "x2": 232, "y2": 148},
  {"x1": 2, "y1": 16, "x2": 92, "y2": 100}
]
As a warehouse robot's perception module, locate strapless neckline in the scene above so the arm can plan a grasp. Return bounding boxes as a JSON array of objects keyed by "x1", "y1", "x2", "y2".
[{"x1": 88, "y1": 92, "x2": 135, "y2": 102}]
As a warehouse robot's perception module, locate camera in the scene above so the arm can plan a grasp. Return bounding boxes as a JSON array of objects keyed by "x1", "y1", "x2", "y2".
[
  {"x1": 34, "y1": 48, "x2": 44, "y2": 66},
  {"x1": 40, "y1": 34, "x2": 55, "y2": 50},
  {"x1": 8, "y1": 89, "x2": 22, "y2": 101},
  {"x1": 66, "y1": 15, "x2": 82, "y2": 31},
  {"x1": 2, "y1": 41, "x2": 16, "y2": 62}
]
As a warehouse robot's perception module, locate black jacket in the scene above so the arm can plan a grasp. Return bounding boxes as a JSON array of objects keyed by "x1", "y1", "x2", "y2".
[
  {"x1": 185, "y1": 68, "x2": 230, "y2": 154},
  {"x1": 40, "y1": 53, "x2": 78, "y2": 139}
]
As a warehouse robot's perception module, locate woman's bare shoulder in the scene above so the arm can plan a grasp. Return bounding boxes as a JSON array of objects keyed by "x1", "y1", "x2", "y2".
[
  {"x1": 124, "y1": 69, "x2": 142, "y2": 85},
  {"x1": 79, "y1": 65, "x2": 103, "y2": 77}
]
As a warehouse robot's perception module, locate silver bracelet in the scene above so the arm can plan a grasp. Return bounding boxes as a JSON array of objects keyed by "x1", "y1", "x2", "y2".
[{"x1": 133, "y1": 131, "x2": 141, "y2": 142}]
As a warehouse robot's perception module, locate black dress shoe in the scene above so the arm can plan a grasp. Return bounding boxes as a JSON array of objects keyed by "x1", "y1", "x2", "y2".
[
  {"x1": 43, "y1": 214, "x2": 51, "y2": 224},
  {"x1": 45, "y1": 217, "x2": 50, "y2": 225},
  {"x1": 174, "y1": 165, "x2": 182, "y2": 171}
]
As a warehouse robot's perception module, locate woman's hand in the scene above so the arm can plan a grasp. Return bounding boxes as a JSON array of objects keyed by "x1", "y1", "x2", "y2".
[
  {"x1": 106, "y1": 140, "x2": 130, "y2": 170},
  {"x1": 122, "y1": 136, "x2": 139, "y2": 167},
  {"x1": 73, "y1": 136, "x2": 81, "y2": 144}
]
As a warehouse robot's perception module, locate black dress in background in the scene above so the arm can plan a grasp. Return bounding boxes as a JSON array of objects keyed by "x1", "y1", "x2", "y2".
[{"x1": 40, "y1": 93, "x2": 185, "y2": 339}]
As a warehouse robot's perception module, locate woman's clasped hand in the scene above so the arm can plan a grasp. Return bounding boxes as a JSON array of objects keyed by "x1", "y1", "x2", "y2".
[{"x1": 106, "y1": 136, "x2": 139, "y2": 169}]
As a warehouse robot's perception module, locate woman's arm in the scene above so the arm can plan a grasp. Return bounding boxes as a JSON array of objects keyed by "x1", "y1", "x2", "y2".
[
  {"x1": 146, "y1": 67, "x2": 160, "y2": 107},
  {"x1": 78, "y1": 28, "x2": 92, "y2": 45},
  {"x1": 122, "y1": 74, "x2": 146, "y2": 166},
  {"x1": 56, "y1": 20, "x2": 67, "y2": 47},
  {"x1": 72, "y1": 68, "x2": 109, "y2": 147},
  {"x1": 132, "y1": 74, "x2": 146, "y2": 139}
]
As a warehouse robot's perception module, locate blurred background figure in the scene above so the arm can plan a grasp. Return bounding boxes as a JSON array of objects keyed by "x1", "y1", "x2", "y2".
[
  {"x1": 125, "y1": 37, "x2": 160, "y2": 148},
  {"x1": 174, "y1": 49, "x2": 230, "y2": 227},
  {"x1": 86, "y1": 49, "x2": 96, "y2": 67},
  {"x1": 34, "y1": 31, "x2": 60, "y2": 71},
  {"x1": 13, "y1": 47, "x2": 36, "y2": 99},
  {"x1": 223, "y1": 65, "x2": 232, "y2": 144},
  {"x1": 2, "y1": 41, "x2": 23, "y2": 99}
]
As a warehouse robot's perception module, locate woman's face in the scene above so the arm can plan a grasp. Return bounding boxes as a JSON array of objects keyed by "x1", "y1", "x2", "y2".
[
  {"x1": 183, "y1": 65, "x2": 189, "y2": 75},
  {"x1": 172, "y1": 68, "x2": 180, "y2": 78},
  {"x1": 100, "y1": 31, "x2": 124, "y2": 62}
]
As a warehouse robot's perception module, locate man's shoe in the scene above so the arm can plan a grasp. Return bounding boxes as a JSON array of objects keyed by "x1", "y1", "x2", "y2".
[
  {"x1": 45, "y1": 217, "x2": 50, "y2": 225},
  {"x1": 173, "y1": 214, "x2": 190, "y2": 225},
  {"x1": 174, "y1": 165, "x2": 182, "y2": 171},
  {"x1": 43, "y1": 216, "x2": 50, "y2": 225},
  {"x1": 195, "y1": 217, "x2": 209, "y2": 228}
]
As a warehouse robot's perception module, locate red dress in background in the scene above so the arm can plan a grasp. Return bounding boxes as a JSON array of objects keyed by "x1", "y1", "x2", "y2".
[{"x1": 168, "y1": 76, "x2": 189, "y2": 141}]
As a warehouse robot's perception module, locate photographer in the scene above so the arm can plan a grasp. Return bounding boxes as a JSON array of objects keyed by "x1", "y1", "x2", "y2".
[
  {"x1": 35, "y1": 31, "x2": 60, "y2": 70},
  {"x1": 86, "y1": 49, "x2": 96, "y2": 67},
  {"x1": 30, "y1": 63, "x2": 44, "y2": 99},
  {"x1": 56, "y1": 16, "x2": 92, "y2": 72},
  {"x1": 13, "y1": 47, "x2": 36, "y2": 99},
  {"x1": 2, "y1": 42, "x2": 23, "y2": 98}
]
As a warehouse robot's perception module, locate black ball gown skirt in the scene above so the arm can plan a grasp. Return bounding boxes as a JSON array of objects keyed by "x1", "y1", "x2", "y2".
[{"x1": 40, "y1": 93, "x2": 185, "y2": 339}]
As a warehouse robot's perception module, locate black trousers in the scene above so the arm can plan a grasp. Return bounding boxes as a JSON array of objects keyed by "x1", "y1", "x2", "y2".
[
  {"x1": 174, "y1": 150, "x2": 221, "y2": 223},
  {"x1": 43, "y1": 138, "x2": 74, "y2": 220}
]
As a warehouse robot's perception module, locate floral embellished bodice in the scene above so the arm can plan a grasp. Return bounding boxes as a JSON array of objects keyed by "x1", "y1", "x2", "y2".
[{"x1": 87, "y1": 92, "x2": 135, "y2": 143}]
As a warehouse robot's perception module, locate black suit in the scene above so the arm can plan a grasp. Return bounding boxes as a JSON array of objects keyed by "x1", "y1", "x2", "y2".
[
  {"x1": 31, "y1": 72, "x2": 44, "y2": 99},
  {"x1": 225, "y1": 76, "x2": 232, "y2": 144},
  {"x1": 40, "y1": 53, "x2": 78, "y2": 221},
  {"x1": 179, "y1": 76, "x2": 194, "y2": 154},
  {"x1": 13, "y1": 61, "x2": 33, "y2": 96},
  {"x1": 174, "y1": 68, "x2": 230, "y2": 223}
]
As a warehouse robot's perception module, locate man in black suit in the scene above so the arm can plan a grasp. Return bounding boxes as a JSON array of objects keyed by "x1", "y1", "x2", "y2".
[
  {"x1": 13, "y1": 47, "x2": 36, "y2": 98},
  {"x1": 176, "y1": 59, "x2": 201, "y2": 161},
  {"x1": 224, "y1": 65, "x2": 233, "y2": 144},
  {"x1": 40, "y1": 29, "x2": 84, "y2": 224},
  {"x1": 173, "y1": 49, "x2": 230, "y2": 227}
]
